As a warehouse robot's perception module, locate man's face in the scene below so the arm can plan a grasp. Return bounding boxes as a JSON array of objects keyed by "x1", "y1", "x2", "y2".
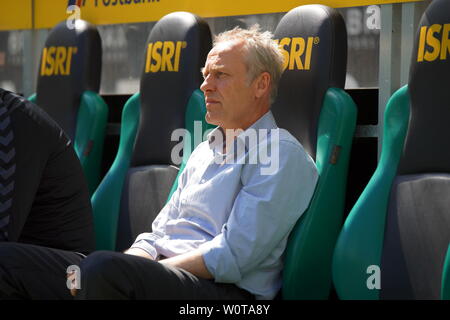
[{"x1": 200, "y1": 40, "x2": 258, "y2": 130}]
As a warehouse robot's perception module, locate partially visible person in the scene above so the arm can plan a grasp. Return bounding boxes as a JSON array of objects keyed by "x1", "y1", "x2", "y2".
[{"x1": 0, "y1": 88, "x2": 94, "y2": 254}]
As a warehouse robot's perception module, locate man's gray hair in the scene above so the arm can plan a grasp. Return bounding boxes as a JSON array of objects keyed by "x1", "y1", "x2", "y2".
[{"x1": 214, "y1": 25, "x2": 284, "y2": 104}]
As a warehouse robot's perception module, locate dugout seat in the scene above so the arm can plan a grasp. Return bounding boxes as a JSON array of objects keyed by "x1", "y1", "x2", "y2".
[
  {"x1": 29, "y1": 20, "x2": 108, "y2": 195},
  {"x1": 91, "y1": 12, "x2": 213, "y2": 251},
  {"x1": 271, "y1": 5, "x2": 357, "y2": 299},
  {"x1": 332, "y1": 0, "x2": 450, "y2": 299}
]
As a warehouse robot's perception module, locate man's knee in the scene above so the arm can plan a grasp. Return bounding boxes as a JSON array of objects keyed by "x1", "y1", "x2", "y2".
[
  {"x1": 79, "y1": 251, "x2": 119, "y2": 285},
  {"x1": 77, "y1": 250, "x2": 155, "y2": 299}
]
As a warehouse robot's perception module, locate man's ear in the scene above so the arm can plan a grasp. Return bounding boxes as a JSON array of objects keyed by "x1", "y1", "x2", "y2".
[{"x1": 254, "y1": 72, "x2": 271, "y2": 99}]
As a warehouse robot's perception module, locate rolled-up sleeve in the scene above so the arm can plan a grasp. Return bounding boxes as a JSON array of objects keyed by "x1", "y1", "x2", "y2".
[
  {"x1": 201, "y1": 140, "x2": 318, "y2": 283},
  {"x1": 129, "y1": 232, "x2": 160, "y2": 259}
]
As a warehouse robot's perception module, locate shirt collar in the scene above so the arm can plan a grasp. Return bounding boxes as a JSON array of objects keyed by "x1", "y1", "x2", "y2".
[{"x1": 207, "y1": 111, "x2": 278, "y2": 155}]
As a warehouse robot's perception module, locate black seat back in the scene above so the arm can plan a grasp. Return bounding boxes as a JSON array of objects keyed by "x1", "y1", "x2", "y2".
[
  {"x1": 272, "y1": 5, "x2": 347, "y2": 159},
  {"x1": 115, "y1": 12, "x2": 212, "y2": 251},
  {"x1": 36, "y1": 20, "x2": 101, "y2": 140},
  {"x1": 380, "y1": 0, "x2": 450, "y2": 299}
]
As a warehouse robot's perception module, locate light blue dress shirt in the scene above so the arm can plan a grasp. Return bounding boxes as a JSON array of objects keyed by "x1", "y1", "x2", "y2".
[{"x1": 130, "y1": 111, "x2": 318, "y2": 299}]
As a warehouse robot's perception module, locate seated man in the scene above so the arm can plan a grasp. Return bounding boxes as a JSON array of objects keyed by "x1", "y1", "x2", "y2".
[
  {"x1": 0, "y1": 88, "x2": 94, "y2": 254},
  {"x1": 0, "y1": 26, "x2": 317, "y2": 300}
]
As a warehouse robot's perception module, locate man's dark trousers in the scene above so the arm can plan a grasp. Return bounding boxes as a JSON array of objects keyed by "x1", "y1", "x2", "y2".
[{"x1": 0, "y1": 242, "x2": 254, "y2": 300}]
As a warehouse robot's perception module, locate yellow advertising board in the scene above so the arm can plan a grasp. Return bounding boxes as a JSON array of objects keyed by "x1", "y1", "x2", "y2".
[
  {"x1": 35, "y1": 0, "x2": 423, "y2": 29},
  {"x1": 0, "y1": 0, "x2": 32, "y2": 31},
  {"x1": 0, "y1": 0, "x2": 424, "y2": 30}
]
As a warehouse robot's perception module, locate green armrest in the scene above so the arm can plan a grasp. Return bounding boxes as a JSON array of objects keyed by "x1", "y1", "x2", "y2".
[
  {"x1": 91, "y1": 93, "x2": 140, "y2": 251},
  {"x1": 332, "y1": 85, "x2": 410, "y2": 300},
  {"x1": 282, "y1": 87, "x2": 357, "y2": 300},
  {"x1": 75, "y1": 91, "x2": 109, "y2": 194}
]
